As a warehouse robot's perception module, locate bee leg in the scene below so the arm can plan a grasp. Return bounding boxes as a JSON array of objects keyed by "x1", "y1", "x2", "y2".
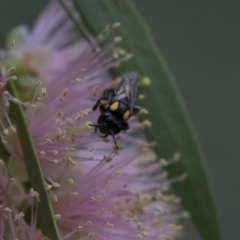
[
  {"x1": 99, "y1": 105, "x2": 107, "y2": 113},
  {"x1": 92, "y1": 97, "x2": 108, "y2": 111},
  {"x1": 110, "y1": 132, "x2": 119, "y2": 150},
  {"x1": 122, "y1": 122, "x2": 129, "y2": 131},
  {"x1": 132, "y1": 106, "x2": 141, "y2": 115}
]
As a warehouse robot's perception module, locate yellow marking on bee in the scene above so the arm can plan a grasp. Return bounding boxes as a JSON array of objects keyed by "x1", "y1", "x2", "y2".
[
  {"x1": 109, "y1": 101, "x2": 119, "y2": 111},
  {"x1": 123, "y1": 110, "x2": 130, "y2": 121}
]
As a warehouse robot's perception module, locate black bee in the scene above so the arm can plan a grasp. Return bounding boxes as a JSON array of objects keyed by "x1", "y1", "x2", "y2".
[{"x1": 91, "y1": 72, "x2": 141, "y2": 149}]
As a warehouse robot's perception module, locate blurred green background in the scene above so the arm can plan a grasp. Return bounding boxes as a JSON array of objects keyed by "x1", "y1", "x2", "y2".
[{"x1": 0, "y1": 0, "x2": 239, "y2": 239}]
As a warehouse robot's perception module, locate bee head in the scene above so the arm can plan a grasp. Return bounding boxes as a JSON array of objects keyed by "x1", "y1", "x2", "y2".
[{"x1": 97, "y1": 112, "x2": 122, "y2": 135}]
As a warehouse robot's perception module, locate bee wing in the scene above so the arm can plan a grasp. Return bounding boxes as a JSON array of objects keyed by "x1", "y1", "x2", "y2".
[{"x1": 115, "y1": 72, "x2": 141, "y2": 112}]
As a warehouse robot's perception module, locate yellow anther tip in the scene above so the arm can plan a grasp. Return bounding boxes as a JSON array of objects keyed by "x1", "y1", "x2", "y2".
[
  {"x1": 142, "y1": 77, "x2": 151, "y2": 86},
  {"x1": 85, "y1": 121, "x2": 93, "y2": 129}
]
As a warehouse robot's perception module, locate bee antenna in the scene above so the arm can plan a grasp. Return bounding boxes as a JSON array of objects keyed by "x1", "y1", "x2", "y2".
[
  {"x1": 89, "y1": 123, "x2": 104, "y2": 127},
  {"x1": 110, "y1": 132, "x2": 119, "y2": 150}
]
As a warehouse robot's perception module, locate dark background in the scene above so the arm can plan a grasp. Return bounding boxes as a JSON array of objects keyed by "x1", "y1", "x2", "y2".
[{"x1": 0, "y1": 1, "x2": 239, "y2": 239}]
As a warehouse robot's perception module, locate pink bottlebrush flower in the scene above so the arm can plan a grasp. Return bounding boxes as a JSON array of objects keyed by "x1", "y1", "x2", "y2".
[
  {"x1": 0, "y1": 161, "x2": 42, "y2": 239},
  {"x1": 0, "y1": 49, "x2": 28, "y2": 145},
  {"x1": 6, "y1": 0, "x2": 132, "y2": 184},
  {"x1": 53, "y1": 152, "x2": 185, "y2": 240},
  {"x1": 4, "y1": 1, "x2": 186, "y2": 239}
]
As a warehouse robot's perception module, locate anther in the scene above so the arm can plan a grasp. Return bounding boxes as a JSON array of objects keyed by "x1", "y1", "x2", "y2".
[
  {"x1": 95, "y1": 47, "x2": 101, "y2": 53},
  {"x1": 141, "y1": 147, "x2": 149, "y2": 153},
  {"x1": 88, "y1": 232, "x2": 95, "y2": 239},
  {"x1": 114, "y1": 36, "x2": 122, "y2": 43},
  {"x1": 77, "y1": 226, "x2": 84, "y2": 231},
  {"x1": 107, "y1": 222, "x2": 114, "y2": 228},
  {"x1": 76, "y1": 78, "x2": 83, "y2": 82},
  {"x1": 139, "y1": 108, "x2": 148, "y2": 115},
  {"x1": 180, "y1": 173, "x2": 188, "y2": 181},
  {"x1": 52, "y1": 182, "x2": 60, "y2": 188},
  {"x1": 104, "y1": 24, "x2": 110, "y2": 32},
  {"x1": 11, "y1": 40, "x2": 16, "y2": 47},
  {"x1": 3, "y1": 129, "x2": 9, "y2": 135},
  {"x1": 112, "y1": 22, "x2": 121, "y2": 28},
  {"x1": 42, "y1": 88, "x2": 47, "y2": 97},
  {"x1": 141, "y1": 77, "x2": 151, "y2": 86},
  {"x1": 68, "y1": 178, "x2": 74, "y2": 184},
  {"x1": 10, "y1": 178, "x2": 16, "y2": 184},
  {"x1": 30, "y1": 188, "x2": 40, "y2": 202},
  {"x1": 124, "y1": 53, "x2": 133, "y2": 61},
  {"x1": 174, "y1": 152, "x2": 181, "y2": 161},
  {"x1": 55, "y1": 214, "x2": 61, "y2": 220},
  {"x1": 63, "y1": 89, "x2": 68, "y2": 97},
  {"x1": 159, "y1": 158, "x2": 168, "y2": 166},
  {"x1": 183, "y1": 211, "x2": 191, "y2": 218},
  {"x1": 10, "y1": 127, "x2": 16, "y2": 132},
  {"x1": 8, "y1": 66, "x2": 16, "y2": 73},
  {"x1": 71, "y1": 191, "x2": 78, "y2": 196},
  {"x1": 89, "y1": 146, "x2": 93, "y2": 152},
  {"x1": 14, "y1": 212, "x2": 25, "y2": 221},
  {"x1": 10, "y1": 75, "x2": 17, "y2": 80},
  {"x1": 46, "y1": 184, "x2": 52, "y2": 191},
  {"x1": 87, "y1": 221, "x2": 93, "y2": 226},
  {"x1": 141, "y1": 120, "x2": 152, "y2": 129}
]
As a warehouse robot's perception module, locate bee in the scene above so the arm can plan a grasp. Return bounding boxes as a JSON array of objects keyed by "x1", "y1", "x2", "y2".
[{"x1": 90, "y1": 72, "x2": 141, "y2": 149}]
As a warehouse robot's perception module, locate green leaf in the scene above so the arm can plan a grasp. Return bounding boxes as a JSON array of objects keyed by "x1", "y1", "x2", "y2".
[
  {"x1": 8, "y1": 81, "x2": 60, "y2": 240},
  {"x1": 73, "y1": 1, "x2": 222, "y2": 240},
  {"x1": 0, "y1": 23, "x2": 6, "y2": 48}
]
